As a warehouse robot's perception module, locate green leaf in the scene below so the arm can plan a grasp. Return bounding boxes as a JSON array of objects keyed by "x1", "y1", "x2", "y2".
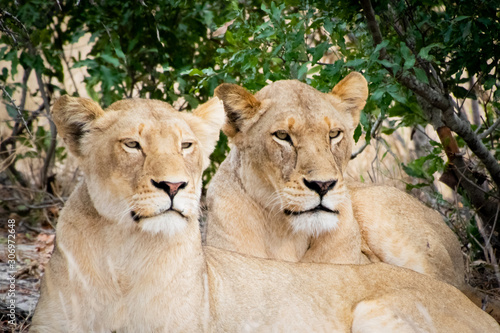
[
  {"x1": 181, "y1": 68, "x2": 204, "y2": 76},
  {"x1": 202, "y1": 68, "x2": 216, "y2": 76},
  {"x1": 85, "y1": 85, "x2": 99, "y2": 101},
  {"x1": 344, "y1": 58, "x2": 366, "y2": 68},
  {"x1": 270, "y1": 2, "x2": 283, "y2": 24},
  {"x1": 353, "y1": 123, "x2": 362, "y2": 143},
  {"x1": 323, "y1": 19, "x2": 334, "y2": 34},
  {"x1": 184, "y1": 94, "x2": 199, "y2": 108},
  {"x1": 260, "y1": 3, "x2": 270, "y2": 14},
  {"x1": 402, "y1": 162, "x2": 426, "y2": 179},
  {"x1": 494, "y1": 89, "x2": 500, "y2": 100},
  {"x1": 403, "y1": 56, "x2": 416, "y2": 70},
  {"x1": 405, "y1": 182, "x2": 431, "y2": 191},
  {"x1": 400, "y1": 42, "x2": 412, "y2": 60},
  {"x1": 6, "y1": 104, "x2": 18, "y2": 119},
  {"x1": 307, "y1": 65, "x2": 322, "y2": 75},
  {"x1": 225, "y1": 30, "x2": 236, "y2": 45},
  {"x1": 371, "y1": 89, "x2": 386, "y2": 101},
  {"x1": 388, "y1": 90, "x2": 407, "y2": 104},
  {"x1": 297, "y1": 62, "x2": 310, "y2": 81},
  {"x1": 381, "y1": 127, "x2": 396, "y2": 135},
  {"x1": 484, "y1": 76, "x2": 496, "y2": 90},
  {"x1": 376, "y1": 59, "x2": 397, "y2": 68},
  {"x1": 451, "y1": 86, "x2": 471, "y2": 99},
  {"x1": 414, "y1": 68, "x2": 429, "y2": 84},
  {"x1": 311, "y1": 42, "x2": 330, "y2": 64},
  {"x1": 453, "y1": 16, "x2": 469, "y2": 22},
  {"x1": 114, "y1": 45, "x2": 126, "y2": 61},
  {"x1": 373, "y1": 40, "x2": 389, "y2": 55},
  {"x1": 418, "y1": 43, "x2": 442, "y2": 61},
  {"x1": 462, "y1": 21, "x2": 472, "y2": 39},
  {"x1": 100, "y1": 54, "x2": 120, "y2": 67}
]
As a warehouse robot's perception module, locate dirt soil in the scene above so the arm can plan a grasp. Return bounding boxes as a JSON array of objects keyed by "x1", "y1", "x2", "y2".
[{"x1": 1, "y1": 218, "x2": 54, "y2": 333}]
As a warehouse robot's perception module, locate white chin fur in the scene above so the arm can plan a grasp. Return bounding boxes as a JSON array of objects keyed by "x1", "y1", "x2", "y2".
[
  {"x1": 290, "y1": 211, "x2": 339, "y2": 237},
  {"x1": 139, "y1": 212, "x2": 187, "y2": 236}
]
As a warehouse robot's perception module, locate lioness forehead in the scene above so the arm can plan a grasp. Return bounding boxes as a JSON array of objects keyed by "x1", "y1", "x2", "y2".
[
  {"x1": 255, "y1": 80, "x2": 347, "y2": 127},
  {"x1": 96, "y1": 98, "x2": 191, "y2": 133},
  {"x1": 107, "y1": 98, "x2": 178, "y2": 118}
]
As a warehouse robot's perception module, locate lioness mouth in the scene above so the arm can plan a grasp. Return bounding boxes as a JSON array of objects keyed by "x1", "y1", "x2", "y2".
[
  {"x1": 284, "y1": 205, "x2": 339, "y2": 216},
  {"x1": 131, "y1": 209, "x2": 186, "y2": 222}
]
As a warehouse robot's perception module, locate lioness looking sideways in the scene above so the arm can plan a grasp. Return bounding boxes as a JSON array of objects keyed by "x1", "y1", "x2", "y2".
[
  {"x1": 30, "y1": 95, "x2": 498, "y2": 332},
  {"x1": 205, "y1": 72, "x2": 494, "y2": 312}
]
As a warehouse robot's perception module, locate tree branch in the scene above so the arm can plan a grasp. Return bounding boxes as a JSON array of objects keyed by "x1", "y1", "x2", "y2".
[
  {"x1": 478, "y1": 116, "x2": 500, "y2": 140},
  {"x1": 359, "y1": 0, "x2": 386, "y2": 59},
  {"x1": 359, "y1": 0, "x2": 500, "y2": 191},
  {"x1": 0, "y1": 84, "x2": 32, "y2": 137},
  {"x1": 440, "y1": 105, "x2": 500, "y2": 187}
]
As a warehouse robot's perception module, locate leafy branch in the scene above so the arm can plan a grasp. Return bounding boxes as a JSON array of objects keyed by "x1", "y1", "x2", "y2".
[{"x1": 359, "y1": 0, "x2": 500, "y2": 230}]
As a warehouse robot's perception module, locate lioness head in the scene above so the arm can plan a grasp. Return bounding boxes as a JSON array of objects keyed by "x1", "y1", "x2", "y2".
[
  {"x1": 215, "y1": 72, "x2": 368, "y2": 236},
  {"x1": 52, "y1": 96, "x2": 224, "y2": 236}
]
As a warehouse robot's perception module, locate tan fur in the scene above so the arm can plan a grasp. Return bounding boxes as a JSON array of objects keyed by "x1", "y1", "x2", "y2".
[
  {"x1": 30, "y1": 95, "x2": 498, "y2": 332},
  {"x1": 206, "y1": 73, "x2": 493, "y2": 309}
]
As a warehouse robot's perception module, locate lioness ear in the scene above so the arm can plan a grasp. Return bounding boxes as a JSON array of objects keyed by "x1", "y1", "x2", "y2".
[
  {"x1": 191, "y1": 97, "x2": 225, "y2": 168},
  {"x1": 52, "y1": 95, "x2": 105, "y2": 157},
  {"x1": 330, "y1": 72, "x2": 368, "y2": 128},
  {"x1": 214, "y1": 83, "x2": 261, "y2": 138}
]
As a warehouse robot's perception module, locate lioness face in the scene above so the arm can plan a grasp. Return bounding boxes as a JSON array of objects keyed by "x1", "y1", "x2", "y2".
[
  {"x1": 216, "y1": 73, "x2": 368, "y2": 236},
  {"x1": 52, "y1": 97, "x2": 224, "y2": 236}
]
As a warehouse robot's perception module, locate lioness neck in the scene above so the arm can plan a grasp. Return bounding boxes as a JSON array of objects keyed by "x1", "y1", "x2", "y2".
[{"x1": 213, "y1": 149, "x2": 312, "y2": 260}]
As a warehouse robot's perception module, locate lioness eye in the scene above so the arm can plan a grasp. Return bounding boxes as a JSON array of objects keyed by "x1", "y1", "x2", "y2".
[
  {"x1": 329, "y1": 130, "x2": 341, "y2": 139},
  {"x1": 273, "y1": 130, "x2": 292, "y2": 144},
  {"x1": 124, "y1": 140, "x2": 141, "y2": 149},
  {"x1": 181, "y1": 142, "x2": 193, "y2": 149}
]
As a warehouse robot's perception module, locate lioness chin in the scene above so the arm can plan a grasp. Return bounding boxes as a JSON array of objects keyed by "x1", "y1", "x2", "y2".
[
  {"x1": 31, "y1": 95, "x2": 498, "y2": 332},
  {"x1": 206, "y1": 72, "x2": 498, "y2": 316}
]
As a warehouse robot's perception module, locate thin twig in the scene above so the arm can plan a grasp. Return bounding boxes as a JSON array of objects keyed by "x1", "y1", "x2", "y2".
[
  {"x1": 0, "y1": 84, "x2": 32, "y2": 137},
  {"x1": 478, "y1": 116, "x2": 500, "y2": 140},
  {"x1": 476, "y1": 213, "x2": 500, "y2": 287},
  {"x1": 487, "y1": 205, "x2": 500, "y2": 248},
  {"x1": 377, "y1": 136, "x2": 399, "y2": 161},
  {"x1": 0, "y1": 9, "x2": 30, "y2": 39},
  {"x1": 453, "y1": 166, "x2": 500, "y2": 201},
  {"x1": 19, "y1": 68, "x2": 31, "y2": 112}
]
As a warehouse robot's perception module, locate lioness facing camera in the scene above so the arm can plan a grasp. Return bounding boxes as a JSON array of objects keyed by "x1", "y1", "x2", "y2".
[
  {"x1": 206, "y1": 73, "x2": 477, "y2": 296},
  {"x1": 30, "y1": 95, "x2": 498, "y2": 332}
]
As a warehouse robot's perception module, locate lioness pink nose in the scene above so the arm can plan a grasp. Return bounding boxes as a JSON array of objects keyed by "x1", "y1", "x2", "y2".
[
  {"x1": 151, "y1": 180, "x2": 187, "y2": 199},
  {"x1": 303, "y1": 179, "x2": 336, "y2": 197}
]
